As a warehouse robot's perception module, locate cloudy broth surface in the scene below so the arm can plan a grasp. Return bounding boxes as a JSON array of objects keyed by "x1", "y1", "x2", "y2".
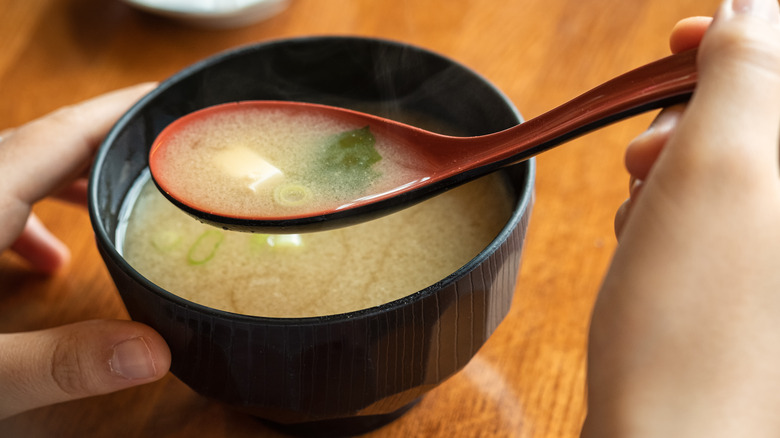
[
  {"x1": 120, "y1": 171, "x2": 513, "y2": 317},
  {"x1": 150, "y1": 103, "x2": 427, "y2": 219}
]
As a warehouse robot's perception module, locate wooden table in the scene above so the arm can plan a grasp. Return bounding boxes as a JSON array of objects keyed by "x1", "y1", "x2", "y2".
[{"x1": 0, "y1": 0, "x2": 720, "y2": 436}]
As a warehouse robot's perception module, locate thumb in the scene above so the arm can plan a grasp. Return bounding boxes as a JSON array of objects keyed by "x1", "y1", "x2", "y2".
[{"x1": 0, "y1": 320, "x2": 170, "y2": 419}]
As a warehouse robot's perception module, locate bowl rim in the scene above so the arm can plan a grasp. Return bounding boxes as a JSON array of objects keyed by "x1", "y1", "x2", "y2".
[{"x1": 89, "y1": 35, "x2": 536, "y2": 326}]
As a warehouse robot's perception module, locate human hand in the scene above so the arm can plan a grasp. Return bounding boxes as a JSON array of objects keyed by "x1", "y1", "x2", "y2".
[
  {"x1": 612, "y1": 16, "x2": 712, "y2": 237},
  {"x1": 583, "y1": 0, "x2": 780, "y2": 436},
  {"x1": 0, "y1": 84, "x2": 171, "y2": 419},
  {"x1": 2, "y1": 84, "x2": 150, "y2": 272},
  {"x1": 613, "y1": 16, "x2": 713, "y2": 237}
]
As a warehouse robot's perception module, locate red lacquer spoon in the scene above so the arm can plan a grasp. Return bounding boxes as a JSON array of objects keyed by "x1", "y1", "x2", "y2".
[{"x1": 149, "y1": 49, "x2": 697, "y2": 233}]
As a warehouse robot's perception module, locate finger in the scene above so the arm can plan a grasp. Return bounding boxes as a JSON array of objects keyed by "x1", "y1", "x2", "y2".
[
  {"x1": 0, "y1": 83, "x2": 156, "y2": 207},
  {"x1": 9, "y1": 213, "x2": 70, "y2": 274},
  {"x1": 0, "y1": 320, "x2": 170, "y2": 420},
  {"x1": 678, "y1": 1, "x2": 780, "y2": 175},
  {"x1": 53, "y1": 178, "x2": 89, "y2": 207},
  {"x1": 614, "y1": 199, "x2": 631, "y2": 239},
  {"x1": 614, "y1": 179, "x2": 643, "y2": 239},
  {"x1": 625, "y1": 106, "x2": 685, "y2": 181},
  {"x1": 616, "y1": 17, "x2": 709, "y2": 238},
  {"x1": 0, "y1": 128, "x2": 15, "y2": 141},
  {"x1": 670, "y1": 16, "x2": 713, "y2": 54}
]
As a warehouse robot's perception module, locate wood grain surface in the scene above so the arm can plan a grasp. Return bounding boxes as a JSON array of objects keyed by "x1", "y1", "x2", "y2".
[{"x1": 0, "y1": 0, "x2": 721, "y2": 436}]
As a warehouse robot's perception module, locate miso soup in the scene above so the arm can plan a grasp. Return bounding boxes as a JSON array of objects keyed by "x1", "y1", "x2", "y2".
[
  {"x1": 119, "y1": 172, "x2": 514, "y2": 317},
  {"x1": 149, "y1": 103, "x2": 429, "y2": 219}
]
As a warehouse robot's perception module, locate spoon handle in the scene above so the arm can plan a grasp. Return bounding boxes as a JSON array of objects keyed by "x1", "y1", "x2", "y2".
[{"x1": 446, "y1": 49, "x2": 698, "y2": 171}]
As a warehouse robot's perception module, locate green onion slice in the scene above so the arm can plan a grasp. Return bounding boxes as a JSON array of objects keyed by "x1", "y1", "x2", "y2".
[
  {"x1": 274, "y1": 183, "x2": 312, "y2": 207},
  {"x1": 151, "y1": 230, "x2": 182, "y2": 253},
  {"x1": 187, "y1": 229, "x2": 224, "y2": 265}
]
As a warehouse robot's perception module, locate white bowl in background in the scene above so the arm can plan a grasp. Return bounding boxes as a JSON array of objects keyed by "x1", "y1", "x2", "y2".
[{"x1": 122, "y1": 0, "x2": 290, "y2": 29}]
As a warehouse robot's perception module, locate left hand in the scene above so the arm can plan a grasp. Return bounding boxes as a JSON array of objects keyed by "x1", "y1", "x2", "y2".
[
  {"x1": 0, "y1": 84, "x2": 172, "y2": 420},
  {"x1": 0, "y1": 83, "x2": 155, "y2": 272}
]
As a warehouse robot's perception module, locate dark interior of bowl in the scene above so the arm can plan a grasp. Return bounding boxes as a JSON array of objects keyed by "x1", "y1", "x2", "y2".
[{"x1": 89, "y1": 36, "x2": 534, "y2": 435}]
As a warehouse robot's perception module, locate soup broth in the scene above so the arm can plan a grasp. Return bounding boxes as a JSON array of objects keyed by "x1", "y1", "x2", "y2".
[
  {"x1": 120, "y1": 172, "x2": 514, "y2": 317},
  {"x1": 149, "y1": 103, "x2": 429, "y2": 219}
]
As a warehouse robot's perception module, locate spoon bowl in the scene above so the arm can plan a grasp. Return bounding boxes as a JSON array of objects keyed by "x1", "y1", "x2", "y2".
[{"x1": 149, "y1": 49, "x2": 697, "y2": 232}]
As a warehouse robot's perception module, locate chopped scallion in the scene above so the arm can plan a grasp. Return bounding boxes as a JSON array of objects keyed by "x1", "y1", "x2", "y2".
[
  {"x1": 274, "y1": 183, "x2": 312, "y2": 206},
  {"x1": 187, "y1": 229, "x2": 224, "y2": 265},
  {"x1": 151, "y1": 230, "x2": 182, "y2": 252},
  {"x1": 267, "y1": 234, "x2": 302, "y2": 248}
]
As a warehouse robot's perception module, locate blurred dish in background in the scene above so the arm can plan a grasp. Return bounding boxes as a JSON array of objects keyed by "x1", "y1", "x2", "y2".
[{"x1": 122, "y1": 0, "x2": 290, "y2": 28}]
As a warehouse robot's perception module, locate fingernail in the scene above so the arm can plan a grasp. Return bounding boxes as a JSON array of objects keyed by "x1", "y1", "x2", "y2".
[
  {"x1": 631, "y1": 108, "x2": 680, "y2": 145},
  {"x1": 110, "y1": 337, "x2": 156, "y2": 380},
  {"x1": 649, "y1": 107, "x2": 683, "y2": 131},
  {"x1": 728, "y1": 0, "x2": 780, "y2": 23}
]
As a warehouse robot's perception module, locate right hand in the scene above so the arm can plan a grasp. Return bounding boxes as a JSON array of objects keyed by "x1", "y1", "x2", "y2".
[
  {"x1": 613, "y1": 16, "x2": 712, "y2": 237},
  {"x1": 584, "y1": 0, "x2": 780, "y2": 436}
]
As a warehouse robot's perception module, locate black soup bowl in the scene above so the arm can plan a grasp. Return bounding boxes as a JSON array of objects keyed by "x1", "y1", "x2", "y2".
[{"x1": 89, "y1": 36, "x2": 535, "y2": 435}]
